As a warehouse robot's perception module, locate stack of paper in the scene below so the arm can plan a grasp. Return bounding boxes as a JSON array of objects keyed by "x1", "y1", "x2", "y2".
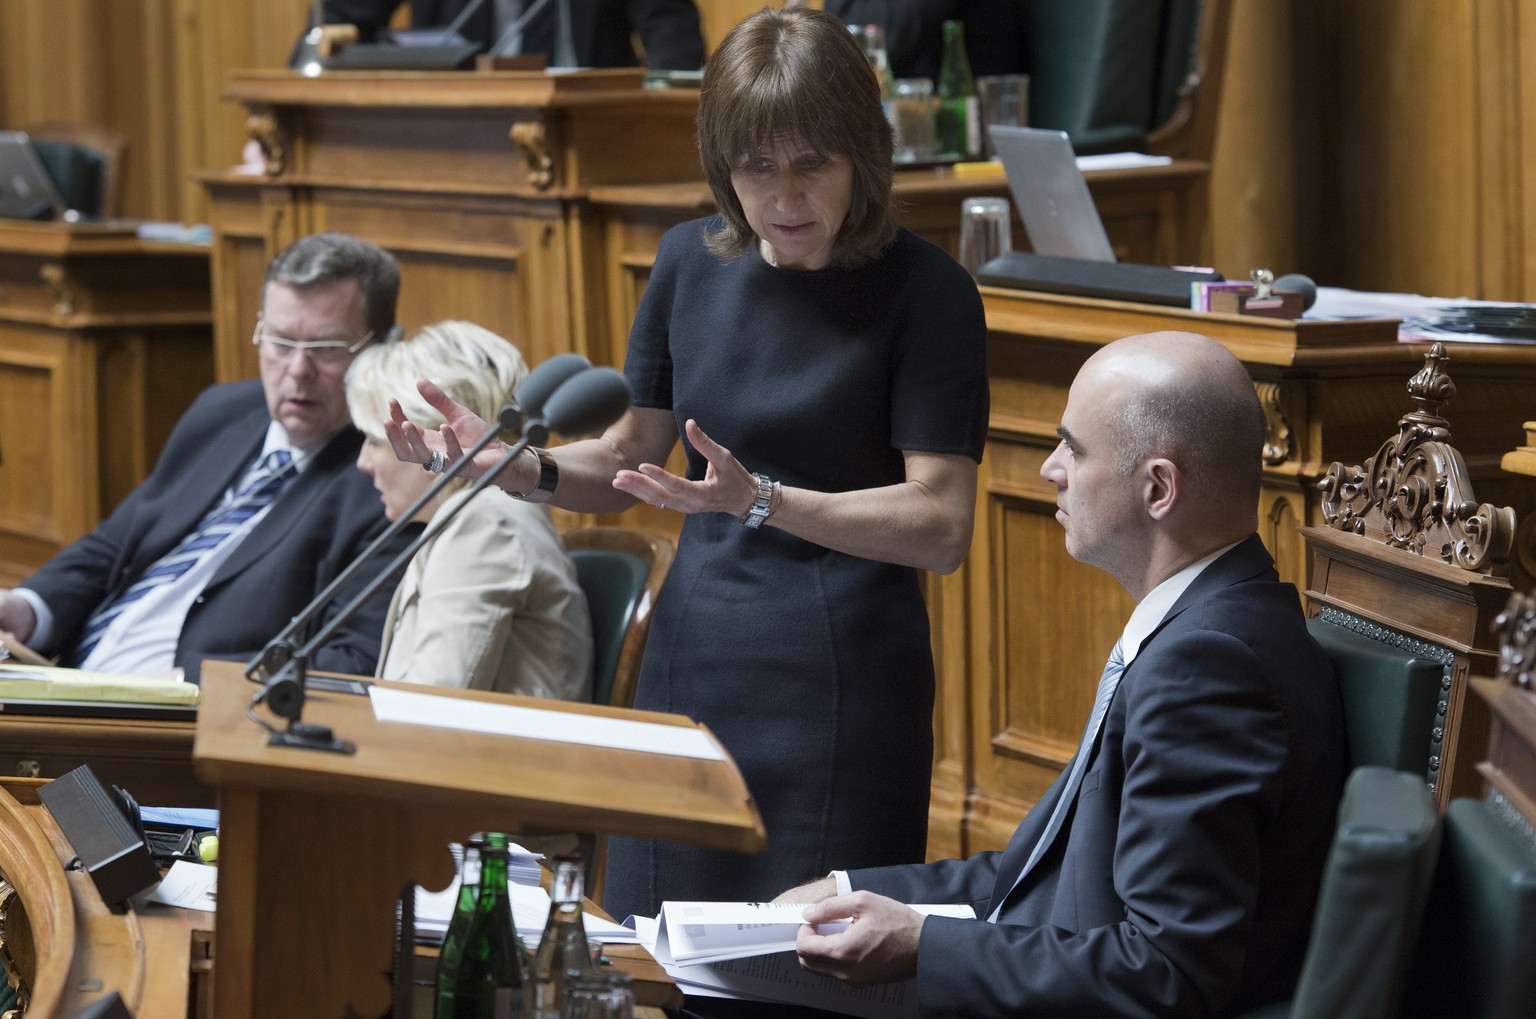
[
  {"x1": 638, "y1": 901, "x2": 974, "y2": 1019},
  {"x1": 0, "y1": 664, "x2": 198, "y2": 704}
]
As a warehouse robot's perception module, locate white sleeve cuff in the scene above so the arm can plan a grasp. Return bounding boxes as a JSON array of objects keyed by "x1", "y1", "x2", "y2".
[{"x1": 12, "y1": 588, "x2": 54, "y2": 649}]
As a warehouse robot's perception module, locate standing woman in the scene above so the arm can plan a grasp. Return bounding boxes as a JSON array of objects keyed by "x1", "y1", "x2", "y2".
[{"x1": 388, "y1": 6, "x2": 988, "y2": 919}]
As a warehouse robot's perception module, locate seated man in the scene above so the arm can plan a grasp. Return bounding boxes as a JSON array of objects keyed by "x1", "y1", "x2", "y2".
[
  {"x1": 0, "y1": 232, "x2": 416, "y2": 682},
  {"x1": 780, "y1": 332, "x2": 1347, "y2": 1017}
]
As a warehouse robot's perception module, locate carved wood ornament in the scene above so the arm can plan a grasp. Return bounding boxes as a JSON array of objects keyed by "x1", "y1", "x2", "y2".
[
  {"x1": 1318, "y1": 342, "x2": 1516, "y2": 572},
  {"x1": 247, "y1": 110, "x2": 286, "y2": 177},
  {"x1": 39, "y1": 263, "x2": 75, "y2": 317},
  {"x1": 1493, "y1": 591, "x2": 1536, "y2": 691},
  {"x1": 510, "y1": 122, "x2": 554, "y2": 190}
]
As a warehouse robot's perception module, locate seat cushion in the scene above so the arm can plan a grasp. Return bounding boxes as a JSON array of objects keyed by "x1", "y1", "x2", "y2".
[
  {"x1": 1281, "y1": 766, "x2": 1441, "y2": 1019},
  {"x1": 1401, "y1": 798, "x2": 1536, "y2": 1019}
]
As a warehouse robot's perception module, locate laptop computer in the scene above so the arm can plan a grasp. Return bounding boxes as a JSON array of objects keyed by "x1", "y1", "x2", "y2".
[
  {"x1": 980, "y1": 124, "x2": 1222, "y2": 305},
  {"x1": 0, "y1": 130, "x2": 69, "y2": 221},
  {"x1": 990, "y1": 125, "x2": 1117, "y2": 262}
]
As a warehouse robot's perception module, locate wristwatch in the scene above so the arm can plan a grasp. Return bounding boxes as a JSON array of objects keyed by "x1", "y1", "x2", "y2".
[
  {"x1": 741, "y1": 472, "x2": 775, "y2": 529},
  {"x1": 516, "y1": 447, "x2": 558, "y2": 503}
]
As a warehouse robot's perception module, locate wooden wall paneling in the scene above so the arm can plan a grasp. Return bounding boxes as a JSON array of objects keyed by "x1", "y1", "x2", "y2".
[
  {"x1": 1473, "y1": 0, "x2": 1525, "y2": 301},
  {"x1": 1333, "y1": 1, "x2": 1481, "y2": 296},
  {"x1": 0, "y1": 327, "x2": 93, "y2": 586},
  {"x1": 1522, "y1": 0, "x2": 1536, "y2": 299}
]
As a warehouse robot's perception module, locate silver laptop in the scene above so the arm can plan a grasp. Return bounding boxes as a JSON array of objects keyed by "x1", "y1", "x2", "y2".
[
  {"x1": 0, "y1": 130, "x2": 69, "y2": 221},
  {"x1": 990, "y1": 125, "x2": 1116, "y2": 262}
]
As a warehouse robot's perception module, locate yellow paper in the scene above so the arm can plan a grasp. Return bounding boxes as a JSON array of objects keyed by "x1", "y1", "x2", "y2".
[{"x1": 0, "y1": 664, "x2": 199, "y2": 705}]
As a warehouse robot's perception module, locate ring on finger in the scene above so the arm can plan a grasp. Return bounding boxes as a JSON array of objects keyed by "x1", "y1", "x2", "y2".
[{"x1": 424, "y1": 450, "x2": 447, "y2": 474}]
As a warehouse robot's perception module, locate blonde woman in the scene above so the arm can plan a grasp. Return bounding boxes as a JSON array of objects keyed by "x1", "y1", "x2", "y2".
[{"x1": 346, "y1": 321, "x2": 592, "y2": 699}]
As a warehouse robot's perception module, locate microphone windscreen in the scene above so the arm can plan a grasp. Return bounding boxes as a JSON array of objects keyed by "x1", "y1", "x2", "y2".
[
  {"x1": 1273, "y1": 273, "x2": 1318, "y2": 311},
  {"x1": 542, "y1": 367, "x2": 632, "y2": 437},
  {"x1": 515, "y1": 353, "x2": 592, "y2": 419}
]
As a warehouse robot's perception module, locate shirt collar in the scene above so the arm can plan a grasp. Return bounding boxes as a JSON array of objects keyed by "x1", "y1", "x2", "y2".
[{"x1": 1119, "y1": 539, "x2": 1244, "y2": 667}]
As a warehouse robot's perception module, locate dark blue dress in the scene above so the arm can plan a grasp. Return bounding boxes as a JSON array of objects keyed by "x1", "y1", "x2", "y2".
[{"x1": 603, "y1": 218, "x2": 988, "y2": 919}]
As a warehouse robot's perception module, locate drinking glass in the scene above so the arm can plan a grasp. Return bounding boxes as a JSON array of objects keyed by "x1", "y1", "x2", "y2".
[
  {"x1": 958, "y1": 196, "x2": 1013, "y2": 276},
  {"x1": 560, "y1": 970, "x2": 634, "y2": 1019},
  {"x1": 978, "y1": 74, "x2": 1030, "y2": 158},
  {"x1": 893, "y1": 78, "x2": 937, "y2": 164}
]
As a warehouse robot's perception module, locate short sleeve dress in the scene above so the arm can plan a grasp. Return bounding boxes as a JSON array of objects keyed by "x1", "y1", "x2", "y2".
[{"x1": 602, "y1": 218, "x2": 989, "y2": 920}]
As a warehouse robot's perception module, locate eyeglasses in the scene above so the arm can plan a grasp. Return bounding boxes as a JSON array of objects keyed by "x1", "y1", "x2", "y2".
[{"x1": 252, "y1": 324, "x2": 374, "y2": 366}]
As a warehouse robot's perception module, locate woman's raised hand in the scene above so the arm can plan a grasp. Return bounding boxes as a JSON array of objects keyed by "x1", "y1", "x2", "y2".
[
  {"x1": 385, "y1": 378, "x2": 513, "y2": 482},
  {"x1": 613, "y1": 418, "x2": 758, "y2": 518}
]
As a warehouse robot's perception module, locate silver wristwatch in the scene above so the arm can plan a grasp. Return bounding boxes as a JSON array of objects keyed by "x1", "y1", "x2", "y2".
[{"x1": 741, "y1": 472, "x2": 774, "y2": 529}]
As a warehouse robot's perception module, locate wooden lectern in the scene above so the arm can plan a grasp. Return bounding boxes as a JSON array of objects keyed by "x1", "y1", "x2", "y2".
[{"x1": 192, "y1": 661, "x2": 764, "y2": 1019}]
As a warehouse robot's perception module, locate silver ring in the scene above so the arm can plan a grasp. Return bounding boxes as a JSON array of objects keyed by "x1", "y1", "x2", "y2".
[
  {"x1": 426, "y1": 450, "x2": 446, "y2": 474},
  {"x1": 658, "y1": 502, "x2": 667, "y2": 510}
]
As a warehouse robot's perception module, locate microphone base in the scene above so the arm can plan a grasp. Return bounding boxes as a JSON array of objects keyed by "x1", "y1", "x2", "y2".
[{"x1": 268, "y1": 720, "x2": 356, "y2": 755}]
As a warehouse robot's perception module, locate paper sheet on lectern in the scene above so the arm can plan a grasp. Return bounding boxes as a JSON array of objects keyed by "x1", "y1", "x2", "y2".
[{"x1": 369, "y1": 686, "x2": 725, "y2": 760}]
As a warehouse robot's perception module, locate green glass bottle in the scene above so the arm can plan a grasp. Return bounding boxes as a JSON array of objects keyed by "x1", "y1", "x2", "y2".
[
  {"x1": 437, "y1": 835, "x2": 528, "y2": 1018},
  {"x1": 936, "y1": 20, "x2": 980, "y2": 160},
  {"x1": 435, "y1": 834, "x2": 492, "y2": 1019},
  {"x1": 529, "y1": 856, "x2": 594, "y2": 1019}
]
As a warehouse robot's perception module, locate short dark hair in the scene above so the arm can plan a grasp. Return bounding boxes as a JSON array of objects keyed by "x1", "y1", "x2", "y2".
[
  {"x1": 697, "y1": 7, "x2": 896, "y2": 268},
  {"x1": 263, "y1": 232, "x2": 400, "y2": 340}
]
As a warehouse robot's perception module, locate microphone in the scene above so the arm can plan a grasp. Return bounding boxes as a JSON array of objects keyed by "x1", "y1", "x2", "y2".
[
  {"x1": 541, "y1": 367, "x2": 631, "y2": 436},
  {"x1": 435, "y1": 0, "x2": 493, "y2": 47},
  {"x1": 248, "y1": 361, "x2": 631, "y2": 752},
  {"x1": 1273, "y1": 273, "x2": 1318, "y2": 312},
  {"x1": 487, "y1": 0, "x2": 554, "y2": 57}
]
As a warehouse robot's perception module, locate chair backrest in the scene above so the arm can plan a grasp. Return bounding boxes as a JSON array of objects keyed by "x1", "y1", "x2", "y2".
[
  {"x1": 561, "y1": 526, "x2": 673, "y2": 709},
  {"x1": 24, "y1": 122, "x2": 125, "y2": 218},
  {"x1": 1397, "y1": 797, "x2": 1536, "y2": 1019},
  {"x1": 1280, "y1": 766, "x2": 1442, "y2": 1019},
  {"x1": 1022, "y1": 0, "x2": 1231, "y2": 159},
  {"x1": 1305, "y1": 616, "x2": 1446, "y2": 780}
]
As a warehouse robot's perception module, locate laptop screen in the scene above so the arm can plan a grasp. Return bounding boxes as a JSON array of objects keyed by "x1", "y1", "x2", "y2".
[
  {"x1": 990, "y1": 125, "x2": 1116, "y2": 263},
  {"x1": 0, "y1": 131, "x2": 68, "y2": 221}
]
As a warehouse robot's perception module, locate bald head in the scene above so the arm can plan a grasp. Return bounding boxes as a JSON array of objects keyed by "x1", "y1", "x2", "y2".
[{"x1": 1084, "y1": 332, "x2": 1265, "y2": 509}]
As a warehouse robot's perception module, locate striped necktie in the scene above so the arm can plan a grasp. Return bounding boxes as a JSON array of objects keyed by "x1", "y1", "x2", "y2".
[
  {"x1": 989, "y1": 638, "x2": 1127, "y2": 922},
  {"x1": 67, "y1": 449, "x2": 296, "y2": 666}
]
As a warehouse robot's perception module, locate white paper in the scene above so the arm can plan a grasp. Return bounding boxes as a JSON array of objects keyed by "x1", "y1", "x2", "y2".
[
  {"x1": 370, "y1": 686, "x2": 724, "y2": 760},
  {"x1": 638, "y1": 901, "x2": 974, "y2": 1017},
  {"x1": 143, "y1": 860, "x2": 217, "y2": 911},
  {"x1": 1076, "y1": 152, "x2": 1174, "y2": 171}
]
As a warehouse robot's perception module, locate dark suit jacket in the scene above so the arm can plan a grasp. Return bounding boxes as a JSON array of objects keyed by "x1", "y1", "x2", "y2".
[
  {"x1": 323, "y1": 0, "x2": 704, "y2": 70},
  {"x1": 850, "y1": 536, "x2": 1347, "y2": 1018},
  {"x1": 22, "y1": 381, "x2": 415, "y2": 683}
]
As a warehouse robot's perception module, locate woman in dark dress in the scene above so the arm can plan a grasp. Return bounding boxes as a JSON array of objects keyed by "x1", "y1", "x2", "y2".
[{"x1": 386, "y1": 6, "x2": 988, "y2": 921}]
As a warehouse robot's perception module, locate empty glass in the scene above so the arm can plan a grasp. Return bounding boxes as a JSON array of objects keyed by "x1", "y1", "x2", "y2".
[
  {"x1": 978, "y1": 74, "x2": 1030, "y2": 158},
  {"x1": 560, "y1": 970, "x2": 634, "y2": 1019},
  {"x1": 958, "y1": 196, "x2": 1013, "y2": 276},
  {"x1": 893, "y1": 78, "x2": 938, "y2": 164}
]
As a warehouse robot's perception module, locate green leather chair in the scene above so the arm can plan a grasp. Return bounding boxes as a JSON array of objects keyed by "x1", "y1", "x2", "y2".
[
  {"x1": 1305, "y1": 616, "x2": 1446, "y2": 779},
  {"x1": 1242, "y1": 767, "x2": 1442, "y2": 1019},
  {"x1": 1022, "y1": 0, "x2": 1226, "y2": 156},
  {"x1": 562, "y1": 526, "x2": 673, "y2": 710},
  {"x1": 25, "y1": 123, "x2": 124, "y2": 218},
  {"x1": 1399, "y1": 797, "x2": 1536, "y2": 1019}
]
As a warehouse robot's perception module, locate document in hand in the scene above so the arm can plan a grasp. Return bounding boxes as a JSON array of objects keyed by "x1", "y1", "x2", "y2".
[{"x1": 643, "y1": 901, "x2": 974, "y2": 1018}]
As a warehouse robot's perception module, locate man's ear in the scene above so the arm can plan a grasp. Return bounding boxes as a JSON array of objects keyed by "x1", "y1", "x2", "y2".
[{"x1": 1143, "y1": 458, "x2": 1180, "y2": 520}]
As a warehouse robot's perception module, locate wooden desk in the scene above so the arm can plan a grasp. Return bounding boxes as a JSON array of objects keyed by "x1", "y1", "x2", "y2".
[
  {"x1": 928, "y1": 290, "x2": 1536, "y2": 859},
  {"x1": 193, "y1": 660, "x2": 761, "y2": 1019},
  {"x1": 0, "y1": 710, "x2": 207, "y2": 807},
  {"x1": 0, "y1": 221, "x2": 213, "y2": 585},
  {"x1": 0, "y1": 777, "x2": 210, "y2": 1018}
]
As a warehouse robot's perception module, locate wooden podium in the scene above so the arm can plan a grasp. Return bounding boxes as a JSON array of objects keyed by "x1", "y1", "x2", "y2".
[{"x1": 192, "y1": 661, "x2": 764, "y2": 1019}]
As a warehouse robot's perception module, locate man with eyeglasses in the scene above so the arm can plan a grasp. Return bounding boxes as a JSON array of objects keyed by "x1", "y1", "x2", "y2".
[{"x1": 0, "y1": 233, "x2": 416, "y2": 682}]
